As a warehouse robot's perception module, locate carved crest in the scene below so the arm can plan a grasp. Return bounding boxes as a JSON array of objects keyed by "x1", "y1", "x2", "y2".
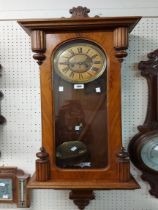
[{"x1": 69, "y1": 6, "x2": 90, "y2": 18}]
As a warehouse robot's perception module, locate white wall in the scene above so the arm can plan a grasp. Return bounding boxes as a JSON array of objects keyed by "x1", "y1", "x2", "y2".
[{"x1": 0, "y1": 0, "x2": 158, "y2": 19}]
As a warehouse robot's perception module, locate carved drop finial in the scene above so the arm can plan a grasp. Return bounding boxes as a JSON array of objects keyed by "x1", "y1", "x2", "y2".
[
  {"x1": 69, "y1": 6, "x2": 90, "y2": 18},
  {"x1": 69, "y1": 190, "x2": 95, "y2": 210}
]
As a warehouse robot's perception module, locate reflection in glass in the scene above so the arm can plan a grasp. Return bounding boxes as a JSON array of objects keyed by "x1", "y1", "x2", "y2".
[{"x1": 53, "y1": 72, "x2": 108, "y2": 169}]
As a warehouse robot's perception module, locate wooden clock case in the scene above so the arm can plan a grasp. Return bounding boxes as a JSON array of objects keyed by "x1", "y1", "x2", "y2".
[
  {"x1": 18, "y1": 7, "x2": 140, "y2": 209},
  {"x1": 128, "y1": 49, "x2": 158, "y2": 198}
]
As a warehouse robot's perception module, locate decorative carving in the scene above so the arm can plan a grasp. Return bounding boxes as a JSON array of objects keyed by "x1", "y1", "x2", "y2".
[
  {"x1": 117, "y1": 147, "x2": 130, "y2": 182},
  {"x1": 36, "y1": 147, "x2": 50, "y2": 181},
  {"x1": 69, "y1": 190, "x2": 95, "y2": 210},
  {"x1": 114, "y1": 27, "x2": 128, "y2": 62},
  {"x1": 128, "y1": 49, "x2": 158, "y2": 198},
  {"x1": 69, "y1": 6, "x2": 90, "y2": 18},
  {"x1": 142, "y1": 173, "x2": 158, "y2": 198},
  {"x1": 31, "y1": 30, "x2": 46, "y2": 65},
  {"x1": 138, "y1": 49, "x2": 158, "y2": 132}
]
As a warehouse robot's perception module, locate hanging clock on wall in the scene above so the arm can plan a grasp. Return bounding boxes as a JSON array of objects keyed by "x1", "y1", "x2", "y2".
[
  {"x1": 128, "y1": 49, "x2": 158, "y2": 198},
  {"x1": 53, "y1": 39, "x2": 106, "y2": 84},
  {"x1": 18, "y1": 6, "x2": 141, "y2": 209}
]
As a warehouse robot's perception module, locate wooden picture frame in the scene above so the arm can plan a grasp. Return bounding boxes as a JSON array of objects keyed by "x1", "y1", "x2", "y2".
[{"x1": 0, "y1": 167, "x2": 30, "y2": 208}]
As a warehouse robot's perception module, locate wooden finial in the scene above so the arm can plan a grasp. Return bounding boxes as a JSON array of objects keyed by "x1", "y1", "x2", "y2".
[
  {"x1": 117, "y1": 147, "x2": 129, "y2": 159},
  {"x1": 36, "y1": 147, "x2": 49, "y2": 160},
  {"x1": 36, "y1": 147, "x2": 50, "y2": 181},
  {"x1": 117, "y1": 147, "x2": 130, "y2": 182}
]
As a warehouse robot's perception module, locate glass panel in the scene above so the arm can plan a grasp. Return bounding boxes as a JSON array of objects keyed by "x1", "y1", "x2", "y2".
[
  {"x1": 0, "y1": 179, "x2": 13, "y2": 200},
  {"x1": 53, "y1": 40, "x2": 108, "y2": 169}
]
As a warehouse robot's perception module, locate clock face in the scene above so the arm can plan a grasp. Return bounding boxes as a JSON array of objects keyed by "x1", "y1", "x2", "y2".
[
  {"x1": 140, "y1": 136, "x2": 158, "y2": 171},
  {"x1": 53, "y1": 40, "x2": 106, "y2": 83}
]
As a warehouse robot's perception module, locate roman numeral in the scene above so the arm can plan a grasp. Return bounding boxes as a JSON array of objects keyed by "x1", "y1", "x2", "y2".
[
  {"x1": 62, "y1": 67, "x2": 69, "y2": 73},
  {"x1": 86, "y1": 49, "x2": 90, "y2": 54},
  {"x1": 87, "y1": 72, "x2": 93, "y2": 76},
  {"x1": 69, "y1": 49, "x2": 75, "y2": 56},
  {"x1": 77, "y1": 48, "x2": 82, "y2": 54},
  {"x1": 79, "y1": 73, "x2": 83, "y2": 79},
  {"x1": 93, "y1": 61, "x2": 101, "y2": 64},
  {"x1": 91, "y1": 54, "x2": 98, "y2": 59},
  {"x1": 59, "y1": 61, "x2": 69, "y2": 65},
  {"x1": 69, "y1": 71, "x2": 75, "y2": 78}
]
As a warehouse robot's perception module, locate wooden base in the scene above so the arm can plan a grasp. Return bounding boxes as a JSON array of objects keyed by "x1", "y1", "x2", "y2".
[
  {"x1": 27, "y1": 173, "x2": 139, "y2": 209},
  {"x1": 27, "y1": 173, "x2": 139, "y2": 189}
]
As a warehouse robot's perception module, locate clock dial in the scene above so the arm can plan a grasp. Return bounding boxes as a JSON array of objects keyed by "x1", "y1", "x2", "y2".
[
  {"x1": 140, "y1": 136, "x2": 158, "y2": 171},
  {"x1": 54, "y1": 40, "x2": 106, "y2": 83}
]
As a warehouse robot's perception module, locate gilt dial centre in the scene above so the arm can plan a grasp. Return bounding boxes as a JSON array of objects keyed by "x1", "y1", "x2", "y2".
[{"x1": 68, "y1": 54, "x2": 92, "y2": 73}]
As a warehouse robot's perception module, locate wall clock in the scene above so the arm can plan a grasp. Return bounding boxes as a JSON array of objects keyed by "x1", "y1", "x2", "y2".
[
  {"x1": 128, "y1": 49, "x2": 158, "y2": 198},
  {"x1": 18, "y1": 6, "x2": 141, "y2": 209},
  {"x1": 54, "y1": 39, "x2": 106, "y2": 84}
]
